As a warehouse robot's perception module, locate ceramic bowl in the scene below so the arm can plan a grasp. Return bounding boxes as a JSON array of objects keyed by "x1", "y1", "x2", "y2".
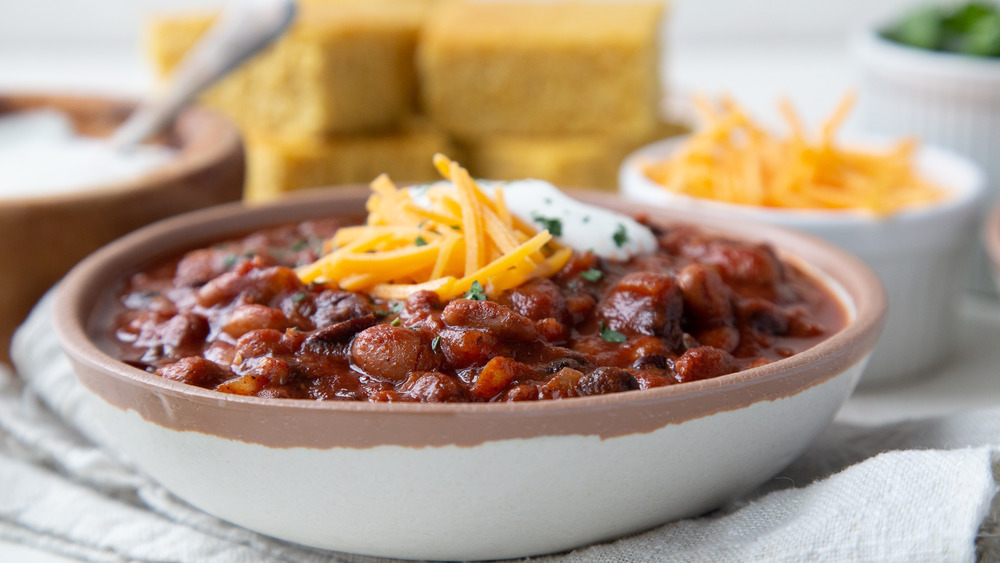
[
  {"x1": 851, "y1": 26, "x2": 1000, "y2": 293},
  {"x1": 620, "y1": 136, "x2": 984, "y2": 387},
  {"x1": 985, "y1": 202, "x2": 1000, "y2": 291},
  {"x1": 0, "y1": 93, "x2": 244, "y2": 363},
  {"x1": 53, "y1": 187, "x2": 885, "y2": 561}
]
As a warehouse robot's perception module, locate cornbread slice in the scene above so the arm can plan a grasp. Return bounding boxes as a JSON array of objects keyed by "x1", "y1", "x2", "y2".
[
  {"x1": 463, "y1": 121, "x2": 686, "y2": 191},
  {"x1": 148, "y1": 0, "x2": 435, "y2": 137},
  {"x1": 245, "y1": 121, "x2": 456, "y2": 201},
  {"x1": 418, "y1": 0, "x2": 666, "y2": 140}
]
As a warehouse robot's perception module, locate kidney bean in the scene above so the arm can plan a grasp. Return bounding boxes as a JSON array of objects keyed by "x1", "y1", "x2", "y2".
[
  {"x1": 678, "y1": 264, "x2": 732, "y2": 322},
  {"x1": 404, "y1": 371, "x2": 466, "y2": 402},
  {"x1": 577, "y1": 367, "x2": 639, "y2": 396},
  {"x1": 222, "y1": 304, "x2": 289, "y2": 338},
  {"x1": 310, "y1": 289, "x2": 374, "y2": 327},
  {"x1": 501, "y1": 278, "x2": 569, "y2": 323},
  {"x1": 159, "y1": 357, "x2": 229, "y2": 388},
  {"x1": 673, "y1": 346, "x2": 739, "y2": 383},
  {"x1": 442, "y1": 299, "x2": 539, "y2": 342},
  {"x1": 235, "y1": 329, "x2": 292, "y2": 360},
  {"x1": 197, "y1": 264, "x2": 303, "y2": 308},
  {"x1": 597, "y1": 272, "x2": 683, "y2": 343},
  {"x1": 351, "y1": 325, "x2": 439, "y2": 382},
  {"x1": 439, "y1": 328, "x2": 501, "y2": 369}
]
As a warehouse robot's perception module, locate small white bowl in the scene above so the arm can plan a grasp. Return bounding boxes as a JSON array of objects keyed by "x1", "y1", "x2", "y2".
[
  {"x1": 851, "y1": 27, "x2": 1000, "y2": 293},
  {"x1": 620, "y1": 136, "x2": 986, "y2": 387}
]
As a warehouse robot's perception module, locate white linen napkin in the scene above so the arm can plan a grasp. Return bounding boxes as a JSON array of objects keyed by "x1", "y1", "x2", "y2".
[{"x1": 2, "y1": 291, "x2": 998, "y2": 563}]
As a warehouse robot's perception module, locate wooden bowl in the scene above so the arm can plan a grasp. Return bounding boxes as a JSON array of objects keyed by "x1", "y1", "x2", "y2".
[{"x1": 0, "y1": 93, "x2": 245, "y2": 362}]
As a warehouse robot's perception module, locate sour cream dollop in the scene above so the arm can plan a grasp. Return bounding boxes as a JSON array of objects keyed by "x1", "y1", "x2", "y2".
[
  {"x1": 409, "y1": 179, "x2": 657, "y2": 260},
  {"x1": 0, "y1": 110, "x2": 176, "y2": 199}
]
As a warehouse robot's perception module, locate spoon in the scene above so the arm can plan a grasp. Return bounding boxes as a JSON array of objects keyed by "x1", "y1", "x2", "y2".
[{"x1": 110, "y1": 0, "x2": 297, "y2": 150}]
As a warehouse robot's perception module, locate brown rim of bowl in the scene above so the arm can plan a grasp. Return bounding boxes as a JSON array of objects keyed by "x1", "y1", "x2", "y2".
[
  {"x1": 52, "y1": 186, "x2": 887, "y2": 449},
  {"x1": 0, "y1": 93, "x2": 242, "y2": 205},
  {"x1": 986, "y1": 201, "x2": 1000, "y2": 275}
]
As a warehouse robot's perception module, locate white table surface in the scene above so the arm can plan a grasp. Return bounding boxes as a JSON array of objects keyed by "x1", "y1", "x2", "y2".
[{"x1": 2, "y1": 40, "x2": 998, "y2": 561}]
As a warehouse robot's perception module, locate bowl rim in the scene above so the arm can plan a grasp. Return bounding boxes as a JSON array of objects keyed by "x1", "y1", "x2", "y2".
[
  {"x1": 850, "y1": 25, "x2": 1000, "y2": 79},
  {"x1": 52, "y1": 186, "x2": 887, "y2": 447},
  {"x1": 0, "y1": 92, "x2": 242, "y2": 205},
  {"x1": 620, "y1": 134, "x2": 987, "y2": 227}
]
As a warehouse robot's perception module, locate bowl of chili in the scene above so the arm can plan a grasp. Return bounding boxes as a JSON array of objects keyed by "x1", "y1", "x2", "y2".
[{"x1": 53, "y1": 183, "x2": 885, "y2": 560}]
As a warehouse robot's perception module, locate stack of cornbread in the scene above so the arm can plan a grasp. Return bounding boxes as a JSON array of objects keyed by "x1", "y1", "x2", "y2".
[{"x1": 148, "y1": 0, "x2": 678, "y2": 200}]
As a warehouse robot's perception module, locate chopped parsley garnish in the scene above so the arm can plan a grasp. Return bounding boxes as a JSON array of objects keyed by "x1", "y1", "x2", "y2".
[
  {"x1": 532, "y1": 214, "x2": 563, "y2": 236},
  {"x1": 375, "y1": 309, "x2": 390, "y2": 318},
  {"x1": 463, "y1": 280, "x2": 488, "y2": 301},
  {"x1": 291, "y1": 240, "x2": 308, "y2": 252},
  {"x1": 580, "y1": 268, "x2": 603, "y2": 282},
  {"x1": 415, "y1": 236, "x2": 428, "y2": 247},
  {"x1": 291, "y1": 293, "x2": 307, "y2": 302},
  {"x1": 222, "y1": 254, "x2": 238, "y2": 267},
  {"x1": 390, "y1": 317, "x2": 401, "y2": 326},
  {"x1": 450, "y1": 224, "x2": 462, "y2": 230},
  {"x1": 599, "y1": 321, "x2": 627, "y2": 343},
  {"x1": 612, "y1": 224, "x2": 628, "y2": 248},
  {"x1": 389, "y1": 300, "x2": 404, "y2": 314},
  {"x1": 431, "y1": 335, "x2": 442, "y2": 352}
]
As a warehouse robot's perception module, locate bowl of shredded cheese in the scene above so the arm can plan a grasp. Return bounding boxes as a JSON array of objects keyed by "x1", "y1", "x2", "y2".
[{"x1": 619, "y1": 95, "x2": 985, "y2": 386}]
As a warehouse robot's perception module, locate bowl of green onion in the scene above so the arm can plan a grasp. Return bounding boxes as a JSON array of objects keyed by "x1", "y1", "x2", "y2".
[{"x1": 852, "y1": 2, "x2": 1000, "y2": 294}]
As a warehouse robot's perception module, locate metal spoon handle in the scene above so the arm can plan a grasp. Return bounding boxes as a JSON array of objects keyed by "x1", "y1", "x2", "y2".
[{"x1": 110, "y1": 0, "x2": 296, "y2": 150}]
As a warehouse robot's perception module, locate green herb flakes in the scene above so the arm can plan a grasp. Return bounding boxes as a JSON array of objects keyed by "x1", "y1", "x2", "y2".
[
  {"x1": 612, "y1": 224, "x2": 628, "y2": 248},
  {"x1": 600, "y1": 321, "x2": 627, "y2": 343},
  {"x1": 463, "y1": 280, "x2": 488, "y2": 301},
  {"x1": 532, "y1": 215, "x2": 563, "y2": 236}
]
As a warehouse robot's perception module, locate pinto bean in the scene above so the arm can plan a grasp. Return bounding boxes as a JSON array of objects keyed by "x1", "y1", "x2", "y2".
[
  {"x1": 132, "y1": 312, "x2": 209, "y2": 362},
  {"x1": 310, "y1": 290, "x2": 374, "y2": 327},
  {"x1": 234, "y1": 329, "x2": 292, "y2": 360},
  {"x1": 174, "y1": 248, "x2": 228, "y2": 287},
  {"x1": 404, "y1": 371, "x2": 465, "y2": 402},
  {"x1": 678, "y1": 264, "x2": 732, "y2": 321},
  {"x1": 673, "y1": 346, "x2": 739, "y2": 383},
  {"x1": 439, "y1": 328, "x2": 500, "y2": 369},
  {"x1": 441, "y1": 299, "x2": 538, "y2": 342},
  {"x1": 706, "y1": 243, "x2": 784, "y2": 288},
  {"x1": 501, "y1": 278, "x2": 569, "y2": 322},
  {"x1": 350, "y1": 325, "x2": 439, "y2": 382},
  {"x1": 302, "y1": 314, "x2": 376, "y2": 351},
  {"x1": 222, "y1": 304, "x2": 289, "y2": 338},
  {"x1": 159, "y1": 357, "x2": 229, "y2": 388},
  {"x1": 597, "y1": 272, "x2": 683, "y2": 343},
  {"x1": 577, "y1": 367, "x2": 639, "y2": 396},
  {"x1": 197, "y1": 265, "x2": 303, "y2": 307}
]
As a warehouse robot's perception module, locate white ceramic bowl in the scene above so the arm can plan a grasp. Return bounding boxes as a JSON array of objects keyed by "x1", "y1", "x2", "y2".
[
  {"x1": 851, "y1": 27, "x2": 1000, "y2": 293},
  {"x1": 620, "y1": 136, "x2": 985, "y2": 387},
  {"x1": 53, "y1": 188, "x2": 886, "y2": 561}
]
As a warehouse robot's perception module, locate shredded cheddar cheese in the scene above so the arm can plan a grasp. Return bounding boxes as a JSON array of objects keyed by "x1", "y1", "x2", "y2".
[
  {"x1": 643, "y1": 94, "x2": 945, "y2": 215},
  {"x1": 296, "y1": 155, "x2": 571, "y2": 299}
]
